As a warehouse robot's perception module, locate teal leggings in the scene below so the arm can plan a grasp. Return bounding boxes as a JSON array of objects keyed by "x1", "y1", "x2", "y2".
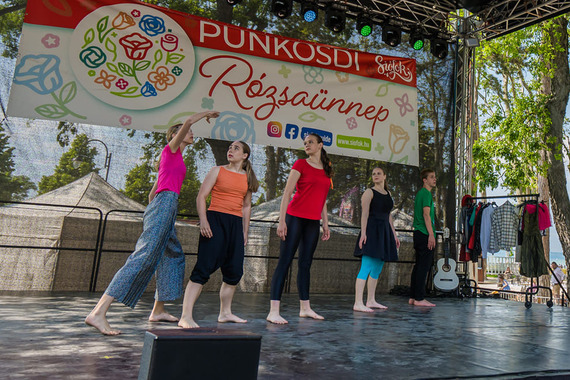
[{"x1": 357, "y1": 255, "x2": 385, "y2": 280}]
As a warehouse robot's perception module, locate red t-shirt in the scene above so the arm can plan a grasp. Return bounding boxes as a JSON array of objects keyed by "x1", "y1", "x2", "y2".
[{"x1": 287, "y1": 159, "x2": 331, "y2": 220}]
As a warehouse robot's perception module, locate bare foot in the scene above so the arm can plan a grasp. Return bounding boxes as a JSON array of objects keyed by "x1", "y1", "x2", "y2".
[
  {"x1": 218, "y1": 313, "x2": 247, "y2": 324},
  {"x1": 85, "y1": 314, "x2": 121, "y2": 336},
  {"x1": 408, "y1": 298, "x2": 415, "y2": 305},
  {"x1": 353, "y1": 304, "x2": 374, "y2": 313},
  {"x1": 413, "y1": 299, "x2": 436, "y2": 307},
  {"x1": 149, "y1": 312, "x2": 179, "y2": 323},
  {"x1": 299, "y1": 309, "x2": 324, "y2": 320},
  {"x1": 178, "y1": 317, "x2": 200, "y2": 328},
  {"x1": 266, "y1": 312, "x2": 288, "y2": 324},
  {"x1": 366, "y1": 301, "x2": 388, "y2": 309}
]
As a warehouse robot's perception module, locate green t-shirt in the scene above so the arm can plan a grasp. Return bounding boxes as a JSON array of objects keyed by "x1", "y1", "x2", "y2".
[{"x1": 413, "y1": 187, "x2": 435, "y2": 235}]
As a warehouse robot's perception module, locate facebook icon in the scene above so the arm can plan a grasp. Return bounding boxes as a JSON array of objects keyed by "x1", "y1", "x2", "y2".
[{"x1": 285, "y1": 124, "x2": 299, "y2": 139}]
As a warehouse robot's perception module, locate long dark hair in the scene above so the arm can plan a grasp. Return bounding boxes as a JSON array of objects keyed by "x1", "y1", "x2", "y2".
[
  {"x1": 307, "y1": 133, "x2": 333, "y2": 178},
  {"x1": 237, "y1": 141, "x2": 259, "y2": 193}
]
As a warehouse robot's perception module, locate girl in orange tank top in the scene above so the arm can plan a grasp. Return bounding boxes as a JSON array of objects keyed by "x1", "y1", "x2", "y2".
[{"x1": 179, "y1": 141, "x2": 259, "y2": 328}]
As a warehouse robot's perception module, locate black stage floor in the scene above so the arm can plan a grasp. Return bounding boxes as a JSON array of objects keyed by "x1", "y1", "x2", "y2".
[{"x1": 1, "y1": 292, "x2": 570, "y2": 379}]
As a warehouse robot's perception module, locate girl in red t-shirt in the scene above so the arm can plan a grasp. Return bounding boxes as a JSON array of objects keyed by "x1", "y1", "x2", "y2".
[{"x1": 267, "y1": 133, "x2": 333, "y2": 324}]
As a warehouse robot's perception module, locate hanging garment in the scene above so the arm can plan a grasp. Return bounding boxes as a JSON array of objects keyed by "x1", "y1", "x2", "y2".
[
  {"x1": 480, "y1": 203, "x2": 498, "y2": 259},
  {"x1": 520, "y1": 210, "x2": 550, "y2": 277},
  {"x1": 469, "y1": 203, "x2": 487, "y2": 262},
  {"x1": 489, "y1": 201, "x2": 519, "y2": 251},
  {"x1": 459, "y1": 195, "x2": 474, "y2": 262},
  {"x1": 524, "y1": 203, "x2": 552, "y2": 231}
]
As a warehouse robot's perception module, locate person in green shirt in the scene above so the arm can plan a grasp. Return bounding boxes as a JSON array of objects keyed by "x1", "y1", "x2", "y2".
[{"x1": 409, "y1": 168, "x2": 437, "y2": 307}]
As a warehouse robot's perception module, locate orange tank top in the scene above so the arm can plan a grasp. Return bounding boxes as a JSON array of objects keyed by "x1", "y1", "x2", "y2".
[{"x1": 208, "y1": 166, "x2": 248, "y2": 217}]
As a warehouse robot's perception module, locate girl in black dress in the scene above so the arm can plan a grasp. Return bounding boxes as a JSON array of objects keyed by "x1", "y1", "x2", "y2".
[{"x1": 353, "y1": 167, "x2": 400, "y2": 312}]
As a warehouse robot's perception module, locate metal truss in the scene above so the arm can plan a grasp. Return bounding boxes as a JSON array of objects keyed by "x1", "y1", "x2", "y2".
[
  {"x1": 329, "y1": 0, "x2": 570, "y2": 41},
  {"x1": 470, "y1": 0, "x2": 570, "y2": 40}
]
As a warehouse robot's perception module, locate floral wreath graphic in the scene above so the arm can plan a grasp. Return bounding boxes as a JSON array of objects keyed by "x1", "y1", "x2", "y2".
[{"x1": 69, "y1": 4, "x2": 194, "y2": 110}]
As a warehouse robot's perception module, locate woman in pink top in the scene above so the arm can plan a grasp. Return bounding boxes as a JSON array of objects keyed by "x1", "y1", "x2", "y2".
[
  {"x1": 178, "y1": 141, "x2": 259, "y2": 328},
  {"x1": 267, "y1": 133, "x2": 333, "y2": 324},
  {"x1": 86, "y1": 111, "x2": 220, "y2": 335}
]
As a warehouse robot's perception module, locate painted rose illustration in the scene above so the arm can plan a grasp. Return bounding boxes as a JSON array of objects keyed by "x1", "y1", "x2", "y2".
[
  {"x1": 211, "y1": 112, "x2": 256, "y2": 144},
  {"x1": 161, "y1": 34, "x2": 179, "y2": 52},
  {"x1": 139, "y1": 15, "x2": 166, "y2": 36},
  {"x1": 80, "y1": 46, "x2": 106, "y2": 68},
  {"x1": 112, "y1": 12, "x2": 136, "y2": 30},
  {"x1": 120, "y1": 33, "x2": 153, "y2": 60},
  {"x1": 69, "y1": 4, "x2": 194, "y2": 110},
  {"x1": 388, "y1": 124, "x2": 410, "y2": 154},
  {"x1": 13, "y1": 54, "x2": 63, "y2": 95}
]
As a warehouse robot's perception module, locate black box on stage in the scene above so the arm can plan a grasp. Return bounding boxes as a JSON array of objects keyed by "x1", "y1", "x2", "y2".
[{"x1": 138, "y1": 328, "x2": 262, "y2": 380}]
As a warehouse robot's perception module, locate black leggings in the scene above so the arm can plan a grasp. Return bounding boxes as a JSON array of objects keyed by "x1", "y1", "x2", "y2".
[
  {"x1": 270, "y1": 214, "x2": 320, "y2": 301},
  {"x1": 409, "y1": 230, "x2": 434, "y2": 301}
]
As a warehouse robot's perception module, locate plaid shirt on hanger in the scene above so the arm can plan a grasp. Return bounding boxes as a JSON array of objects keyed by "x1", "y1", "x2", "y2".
[{"x1": 489, "y1": 201, "x2": 519, "y2": 251}]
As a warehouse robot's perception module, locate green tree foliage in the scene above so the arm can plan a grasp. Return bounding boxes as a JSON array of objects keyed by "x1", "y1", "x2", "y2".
[
  {"x1": 37, "y1": 133, "x2": 98, "y2": 194},
  {"x1": 0, "y1": 0, "x2": 25, "y2": 58},
  {"x1": 473, "y1": 26, "x2": 552, "y2": 193},
  {"x1": 122, "y1": 155, "x2": 155, "y2": 205},
  {"x1": 0, "y1": 125, "x2": 35, "y2": 200}
]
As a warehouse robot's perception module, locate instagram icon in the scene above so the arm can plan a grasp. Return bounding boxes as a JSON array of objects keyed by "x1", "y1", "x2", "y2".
[{"x1": 267, "y1": 121, "x2": 282, "y2": 137}]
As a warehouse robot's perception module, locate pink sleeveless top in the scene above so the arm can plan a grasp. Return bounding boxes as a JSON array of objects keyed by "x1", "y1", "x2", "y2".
[{"x1": 155, "y1": 145, "x2": 186, "y2": 195}]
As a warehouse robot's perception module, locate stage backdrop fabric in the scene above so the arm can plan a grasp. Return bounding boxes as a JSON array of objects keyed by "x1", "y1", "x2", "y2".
[{"x1": 8, "y1": 0, "x2": 419, "y2": 165}]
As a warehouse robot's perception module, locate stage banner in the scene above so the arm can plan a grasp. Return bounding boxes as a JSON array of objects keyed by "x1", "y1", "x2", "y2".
[{"x1": 8, "y1": 0, "x2": 418, "y2": 165}]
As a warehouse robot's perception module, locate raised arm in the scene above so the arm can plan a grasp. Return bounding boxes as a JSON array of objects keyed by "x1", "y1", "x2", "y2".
[
  {"x1": 277, "y1": 169, "x2": 301, "y2": 240},
  {"x1": 169, "y1": 111, "x2": 220, "y2": 153},
  {"x1": 196, "y1": 166, "x2": 221, "y2": 238}
]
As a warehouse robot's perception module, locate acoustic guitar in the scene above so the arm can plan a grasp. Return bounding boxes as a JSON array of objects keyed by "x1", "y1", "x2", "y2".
[{"x1": 433, "y1": 227, "x2": 459, "y2": 292}]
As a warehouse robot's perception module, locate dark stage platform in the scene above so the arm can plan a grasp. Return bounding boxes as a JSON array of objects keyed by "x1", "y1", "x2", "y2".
[{"x1": 1, "y1": 292, "x2": 570, "y2": 379}]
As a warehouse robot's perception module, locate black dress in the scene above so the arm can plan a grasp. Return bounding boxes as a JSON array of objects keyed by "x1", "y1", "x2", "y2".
[{"x1": 354, "y1": 189, "x2": 398, "y2": 261}]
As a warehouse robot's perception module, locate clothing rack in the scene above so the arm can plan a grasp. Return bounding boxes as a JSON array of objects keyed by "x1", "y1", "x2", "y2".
[{"x1": 460, "y1": 193, "x2": 561, "y2": 309}]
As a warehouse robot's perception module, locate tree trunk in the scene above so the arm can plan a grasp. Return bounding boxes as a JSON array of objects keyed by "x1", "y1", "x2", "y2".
[
  {"x1": 541, "y1": 17, "x2": 570, "y2": 285},
  {"x1": 216, "y1": 0, "x2": 233, "y2": 23},
  {"x1": 264, "y1": 146, "x2": 278, "y2": 201},
  {"x1": 205, "y1": 138, "x2": 230, "y2": 166}
]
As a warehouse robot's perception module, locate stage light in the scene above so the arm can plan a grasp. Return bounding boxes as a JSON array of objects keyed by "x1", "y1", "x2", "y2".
[
  {"x1": 271, "y1": 0, "x2": 293, "y2": 19},
  {"x1": 430, "y1": 38, "x2": 448, "y2": 59},
  {"x1": 409, "y1": 31, "x2": 425, "y2": 50},
  {"x1": 382, "y1": 25, "x2": 401, "y2": 47},
  {"x1": 356, "y1": 14, "x2": 373, "y2": 37},
  {"x1": 226, "y1": 0, "x2": 242, "y2": 5},
  {"x1": 301, "y1": 1, "x2": 318, "y2": 23},
  {"x1": 325, "y1": 4, "x2": 346, "y2": 33}
]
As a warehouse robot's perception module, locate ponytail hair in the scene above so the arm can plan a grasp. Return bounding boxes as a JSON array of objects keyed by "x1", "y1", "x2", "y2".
[
  {"x1": 308, "y1": 133, "x2": 333, "y2": 178},
  {"x1": 238, "y1": 141, "x2": 259, "y2": 193},
  {"x1": 156, "y1": 123, "x2": 183, "y2": 171}
]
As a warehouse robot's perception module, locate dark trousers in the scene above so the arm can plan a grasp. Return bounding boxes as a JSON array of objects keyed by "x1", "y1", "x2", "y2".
[
  {"x1": 190, "y1": 211, "x2": 244, "y2": 286},
  {"x1": 410, "y1": 230, "x2": 435, "y2": 301},
  {"x1": 270, "y1": 214, "x2": 320, "y2": 301}
]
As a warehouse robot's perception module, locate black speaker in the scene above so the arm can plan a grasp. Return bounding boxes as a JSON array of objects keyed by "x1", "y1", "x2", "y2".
[{"x1": 138, "y1": 328, "x2": 262, "y2": 380}]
